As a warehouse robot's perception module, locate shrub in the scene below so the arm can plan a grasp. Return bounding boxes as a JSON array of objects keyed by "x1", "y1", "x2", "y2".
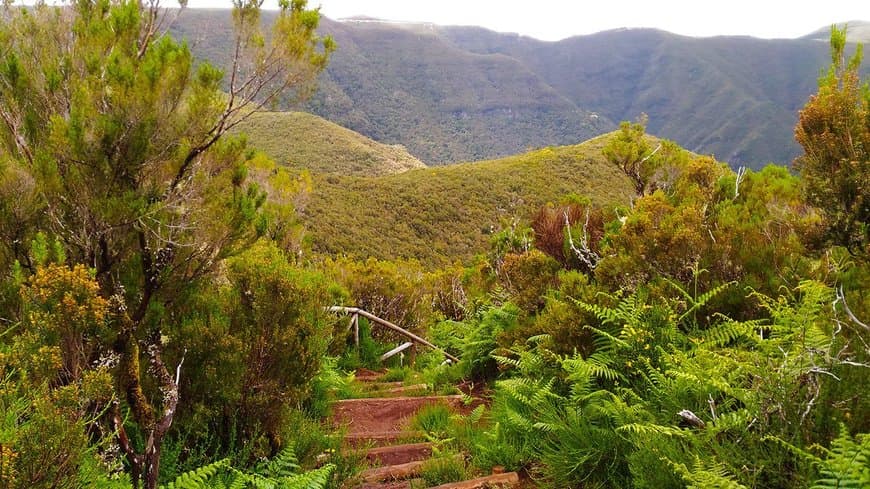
[{"x1": 174, "y1": 241, "x2": 338, "y2": 456}]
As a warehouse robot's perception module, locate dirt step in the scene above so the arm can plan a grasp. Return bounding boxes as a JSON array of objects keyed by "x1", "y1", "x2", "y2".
[
  {"x1": 355, "y1": 368, "x2": 387, "y2": 382},
  {"x1": 426, "y1": 472, "x2": 520, "y2": 489},
  {"x1": 343, "y1": 431, "x2": 424, "y2": 447},
  {"x1": 359, "y1": 383, "x2": 430, "y2": 397},
  {"x1": 363, "y1": 442, "x2": 433, "y2": 466},
  {"x1": 355, "y1": 480, "x2": 415, "y2": 489},
  {"x1": 360, "y1": 381, "x2": 405, "y2": 390},
  {"x1": 333, "y1": 395, "x2": 464, "y2": 439}
]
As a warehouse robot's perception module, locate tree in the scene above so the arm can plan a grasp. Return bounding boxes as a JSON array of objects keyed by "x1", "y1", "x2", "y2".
[
  {"x1": 794, "y1": 25, "x2": 869, "y2": 256},
  {"x1": 0, "y1": 0, "x2": 333, "y2": 487},
  {"x1": 602, "y1": 114, "x2": 662, "y2": 196}
]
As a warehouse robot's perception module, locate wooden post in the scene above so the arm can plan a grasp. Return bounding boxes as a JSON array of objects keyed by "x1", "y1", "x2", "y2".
[
  {"x1": 408, "y1": 343, "x2": 417, "y2": 366},
  {"x1": 352, "y1": 313, "x2": 359, "y2": 347},
  {"x1": 328, "y1": 306, "x2": 459, "y2": 363}
]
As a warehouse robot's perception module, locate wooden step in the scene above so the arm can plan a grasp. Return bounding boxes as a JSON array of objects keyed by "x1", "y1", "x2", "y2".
[
  {"x1": 426, "y1": 472, "x2": 520, "y2": 489},
  {"x1": 361, "y1": 381, "x2": 406, "y2": 390},
  {"x1": 360, "y1": 455, "x2": 464, "y2": 483},
  {"x1": 364, "y1": 442, "x2": 433, "y2": 466},
  {"x1": 343, "y1": 430, "x2": 424, "y2": 447},
  {"x1": 356, "y1": 481, "x2": 414, "y2": 489}
]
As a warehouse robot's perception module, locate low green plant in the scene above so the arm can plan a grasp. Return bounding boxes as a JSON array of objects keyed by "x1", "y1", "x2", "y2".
[
  {"x1": 381, "y1": 366, "x2": 413, "y2": 382},
  {"x1": 159, "y1": 446, "x2": 335, "y2": 489},
  {"x1": 338, "y1": 318, "x2": 388, "y2": 371},
  {"x1": 305, "y1": 357, "x2": 356, "y2": 418},
  {"x1": 417, "y1": 453, "x2": 469, "y2": 487},
  {"x1": 410, "y1": 404, "x2": 453, "y2": 439},
  {"x1": 469, "y1": 421, "x2": 529, "y2": 473}
]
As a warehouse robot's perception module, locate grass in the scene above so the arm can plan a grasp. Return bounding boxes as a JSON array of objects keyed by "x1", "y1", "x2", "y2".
[
  {"x1": 415, "y1": 453, "x2": 470, "y2": 487},
  {"x1": 232, "y1": 111, "x2": 426, "y2": 176},
  {"x1": 301, "y1": 133, "x2": 636, "y2": 266},
  {"x1": 409, "y1": 404, "x2": 454, "y2": 439}
]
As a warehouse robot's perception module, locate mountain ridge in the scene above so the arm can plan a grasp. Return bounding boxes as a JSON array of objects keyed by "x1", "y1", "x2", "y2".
[{"x1": 169, "y1": 10, "x2": 869, "y2": 169}]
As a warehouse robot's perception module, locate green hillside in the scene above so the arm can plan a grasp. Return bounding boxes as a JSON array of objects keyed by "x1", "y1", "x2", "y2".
[
  {"x1": 233, "y1": 111, "x2": 425, "y2": 176},
  {"x1": 300, "y1": 133, "x2": 635, "y2": 265}
]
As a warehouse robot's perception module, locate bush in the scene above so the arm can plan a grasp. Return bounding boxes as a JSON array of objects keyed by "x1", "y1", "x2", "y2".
[{"x1": 174, "y1": 241, "x2": 338, "y2": 456}]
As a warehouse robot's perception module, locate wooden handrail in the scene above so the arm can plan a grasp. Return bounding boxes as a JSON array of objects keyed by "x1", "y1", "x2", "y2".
[{"x1": 328, "y1": 306, "x2": 459, "y2": 363}]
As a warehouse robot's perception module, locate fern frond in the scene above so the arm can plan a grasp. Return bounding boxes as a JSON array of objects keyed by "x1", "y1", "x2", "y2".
[
  {"x1": 809, "y1": 429, "x2": 870, "y2": 489},
  {"x1": 669, "y1": 457, "x2": 748, "y2": 489},
  {"x1": 700, "y1": 319, "x2": 763, "y2": 348},
  {"x1": 281, "y1": 464, "x2": 335, "y2": 489},
  {"x1": 161, "y1": 458, "x2": 228, "y2": 489},
  {"x1": 616, "y1": 423, "x2": 687, "y2": 438},
  {"x1": 260, "y1": 445, "x2": 301, "y2": 479}
]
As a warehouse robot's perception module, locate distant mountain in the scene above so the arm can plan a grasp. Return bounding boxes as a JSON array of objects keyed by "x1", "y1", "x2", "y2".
[
  {"x1": 232, "y1": 112, "x2": 425, "y2": 176},
  {"x1": 170, "y1": 10, "x2": 869, "y2": 169},
  {"x1": 304, "y1": 18, "x2": 611, "y2": 165},
  {"x1": 802, "y1": 21, "x2": 870, "y2": 43},
  {"x1": 435, "y1": 26, "x2": 839, "y2": 168},
  {"x1": 300, "y1": 133, "x2": 634, "y2": 265}
]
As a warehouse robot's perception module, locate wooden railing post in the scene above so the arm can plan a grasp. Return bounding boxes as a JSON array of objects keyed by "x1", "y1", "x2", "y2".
[
  {"x1": 353, "y1": 313, "x2": 359, "y2": 347},
  {"x1": 328, "y1": 306, "x2": 459, "y2": 363}
]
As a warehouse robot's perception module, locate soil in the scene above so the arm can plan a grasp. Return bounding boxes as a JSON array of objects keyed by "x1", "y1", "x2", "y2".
[{"x1": 332, "y1": 395, "x2": 464, "y2": 436}]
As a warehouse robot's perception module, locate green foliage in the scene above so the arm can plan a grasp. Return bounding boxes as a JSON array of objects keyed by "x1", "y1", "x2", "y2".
[
  {"x1": 451, "y1": 304, "x2": 522, "y2": 380},
  {"x1": 162, "y1": 459, "x2": 228, "y2": 489},
  {"x1": 417, "y1": 453, "x2": 469, "y2": 487},
  {"x1": 409, "y1": 404, "x2": 453, "y2": 439},
  {"x1": 159, "y1": 446, "x2": 335, "y2": 489},
  {"x1": 497, "y1": 250, "x2": 561, "y2": 312},
  {"x1": 326, "y1": 257, "x2": 433, "y2": 338},
  {"x1": 175, "y1": 241, "x2": 336, "y2": 454},
  {"x1": 0, "y1": 0, "x2": 333, "y2": 485},
  {"x1": 795, "y1": 25, "x2": 869, "y2": 255},
  {"x1": 303, "y1": 357, "x2": 355, "y2": 419},
  {"x1": 304, "y1": 137, "x2": 634, "y2": 266},
  {"x1": 809, "y1": 429, "x2": 870, "y2": 489},
  {"x1": 603, "y1": 116, "x2": 662, "y2": 195},
  {"x1": 483, "y1": 276, "x2": 870, "y2": 488},
  {"x1": 232, "y1": 112, "x2": 425, "y2": 176}
]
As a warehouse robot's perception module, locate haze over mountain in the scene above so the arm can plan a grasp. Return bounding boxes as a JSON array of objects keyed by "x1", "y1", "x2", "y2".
[{"x1": 171, "y1": 10, "x2": 868, "y2": 169}]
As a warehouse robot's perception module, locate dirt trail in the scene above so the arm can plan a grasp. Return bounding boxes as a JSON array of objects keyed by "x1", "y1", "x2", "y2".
[{"x1": 332, "y1": 370, "x2": 521, "y2": 489}]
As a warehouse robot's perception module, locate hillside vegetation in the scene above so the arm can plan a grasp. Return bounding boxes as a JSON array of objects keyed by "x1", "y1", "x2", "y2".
[
  {"x1": 171, "y1": 10, "x2": 868, "y2": 169},
  {"x1": 300, "y1": 133, "x2": 635, "y2": 265},
  {"x1": 232, "y1": 111, "x2": 425, "y2": 176}
]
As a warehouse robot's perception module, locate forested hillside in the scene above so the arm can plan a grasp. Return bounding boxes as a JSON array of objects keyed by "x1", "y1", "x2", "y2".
[
  {"x1": 170, "y1": 10, "x2": 867, "y2": 168},
  {"x1": 301, "y1": 134, "x2": 635, "y2": 264}
]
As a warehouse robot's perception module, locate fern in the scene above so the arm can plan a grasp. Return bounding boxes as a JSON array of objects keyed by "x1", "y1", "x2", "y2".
[
  {"x1": 259, "y1": 445, "x2": 301, "y2": 479},
  {"x1": 669, "y1": 457, "x2": 749, "y2": 489},
  {"x1": 280, "y1": 464, "x2": 335, "y2": 489},
  {"x1": 809, "y1": 429, "x2": 870, "y2": 489},
  {"x1": 617, "y1": 422, "x2": 688, "y2": 438},
  {"x1": 159, "y1": 447, "x2": 334, "y2": 489},
  {"x1": 162, "y1": 459, "x2": 228, "y2": 489}
]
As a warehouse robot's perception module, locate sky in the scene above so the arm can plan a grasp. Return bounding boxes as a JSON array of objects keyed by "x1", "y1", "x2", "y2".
[{"x1": 186, "y1": 0, "x2": 869, "y2": 41}]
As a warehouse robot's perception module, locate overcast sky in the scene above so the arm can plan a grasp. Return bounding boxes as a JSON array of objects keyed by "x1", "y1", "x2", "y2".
[{"x1": 186, "y1": 0, "x2": 868, "y2": 41}]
